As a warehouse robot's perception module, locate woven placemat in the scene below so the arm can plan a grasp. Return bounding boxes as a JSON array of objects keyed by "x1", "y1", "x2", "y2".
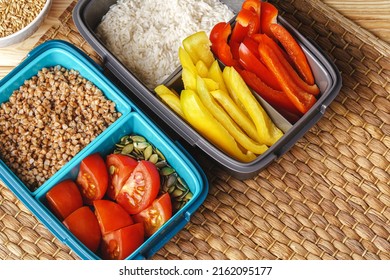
[{"x1": 1, "y1": 0, "x2": 389, "y2": 260}]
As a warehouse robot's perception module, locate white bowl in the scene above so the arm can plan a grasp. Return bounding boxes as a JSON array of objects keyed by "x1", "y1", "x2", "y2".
[{"x1": 0, "y1": 0, "x2": 52, "y2": 48}]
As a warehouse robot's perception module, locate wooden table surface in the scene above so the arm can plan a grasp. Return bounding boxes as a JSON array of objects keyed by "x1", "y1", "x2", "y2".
[{"x1": 0, "y1": 0, "x2": 389, "y2": 79}]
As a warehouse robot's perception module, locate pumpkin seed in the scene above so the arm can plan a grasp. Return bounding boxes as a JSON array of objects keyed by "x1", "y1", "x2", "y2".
[
  {"x1": 155, "y1": 160, "x2": 168, "y2": 169},
  {"x1": 134, "y1": 141, "x2": 149, "y2": 150},
  {"x1": 131, "y1": 135, "x2": 146, "y2": 142},
  {"x1": 143, "y1": 145, "x2": 153, "y2": 160},
  {"x1": 160, "y1": 166, "x2": 175, "y2": 176},
  {"x1": 148, "y1": 153, "x2": 159, "y2": 164},
  {"x1": 122, "y1": 143, "x2": 134, "y2": 154}
]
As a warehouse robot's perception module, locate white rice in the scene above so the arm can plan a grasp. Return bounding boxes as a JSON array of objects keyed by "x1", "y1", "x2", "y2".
[{"x1": 96, "y1": 0, "x2": 234, "y2": 89}]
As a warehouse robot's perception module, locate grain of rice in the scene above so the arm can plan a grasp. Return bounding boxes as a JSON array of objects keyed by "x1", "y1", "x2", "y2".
[{"x1": 96, "y1": 0, "x2": 234, "y2": 89}]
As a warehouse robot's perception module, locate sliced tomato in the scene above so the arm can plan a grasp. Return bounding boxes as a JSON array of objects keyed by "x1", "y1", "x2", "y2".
[
  {"x1": 100, "y1": 223, "x2": 144, "y2": 260},
  {"x1": 106, "y1": 154, "x2": 138, "y2": 200},
  {"x1": 46, "y1": 179, "x2": 83, "y2": 221},
  {"x1": 133, "y1": 193, "x2": 172, "y2": 237},
  {"x1": 63, "y1": 206, "x2": 102, "y2": 253},
  {"x1": 76, "y1": 153, "x2": 108, "y2": 204},
  {"x1": 115, "y1": 160, "x2": 160, "y2": 215},
  {"x1": 93, "y1": 200, "x2": 134, "y2": 235}
]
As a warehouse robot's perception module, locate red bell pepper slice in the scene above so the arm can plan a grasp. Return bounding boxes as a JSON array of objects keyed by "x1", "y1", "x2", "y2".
[
  {"x1": 252, "y1": 33, "x2": 292, "y2": 65},
  {"x1": 210, "y1": 22, "x2": 240, "y2": 68},
  {"x1": 230, "y1": 22, "x2": 248, "y2": 43},
  {"x1": 239, "y1": 69, "x2": 302, "y2": 123},
  {"x1": 229, "y1": 40, "x2": 240, "y2": 60},
  {"x1": 258, "y1": 43, "x2": 316, "y2": 114},
  {"x1": 231, "y1": 5, "x2": 261, "y2": 43},
  {"x1": 210, "y1": 22, "x2": 231, "y2": 54},
  {"x1": 260, "y1": 2, "x2": 278, "y2": 40},
  {"x1": 242, "y1": 36, "x2": 261, "y2": 60},
  {"x1": 217, "y1": 41, "x2": 241, "y2": 68},
  {"x1": 270, "y1": 23, "x2": 315, "y2": 85},
  {"x1": 242, "y1": 0, "x2": 261, "y2": 17},
  {"x1": 254, "y1": 34, "x2": 319, "y2": 96},
  {"x1": 238, "y1": 42, "x2": 281, "y2": 90}
]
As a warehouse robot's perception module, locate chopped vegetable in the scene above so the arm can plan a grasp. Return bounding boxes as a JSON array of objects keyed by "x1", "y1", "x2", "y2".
[
  {"x1": 183, "y1": 31, "x2": 215, "y2": 68},
  {"x1": 258, "y1": 43, "x2": 316, "y2": 114},
  {"x1": 197, "y1": 76, "x2": 268, "y2": 154},
  {"x1": 76, "y1": 153, "x2": 108, "y2": 205},
  {"x1": 155, "y1": 84, "x2": 185, "y2": 118},
  {"x1": 133, "y1": 193, "x2": 172, "y2": 237},
  {"x1": 180, "y1": 89, "x2": 257, "y2": 162},
  {"x1": 270, "y1": 23, "x2": 315, "y2": 85},
  {"x1": 223, "y1": 66, "x2": 284, "y2": 146}
]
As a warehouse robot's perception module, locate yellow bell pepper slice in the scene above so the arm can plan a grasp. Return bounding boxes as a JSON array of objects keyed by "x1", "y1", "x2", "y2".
[
  {"x1": 196, "y1": 60, "x2": 209, "y2": 78},
  {"x1": 223, "y1": 66, "x2": 284, "y2": 146},
  {"x1": 210, "y1": 89, "x2": 261, "y2": 144},
  {"x1": 197, "y1": 77, "x2": 268, "y2": 155},
  {"x1": 182, "y1": 67, "x2": 197, "y2": 91},
  {"x1": 182, "y1": 31, "x2": 215, "y2": 68},
  {"x1": 180, "y1": 89, "x2": 256, "y2": 162},
  {"x1": 208, "y1": 60, "x2": 228, "y2": 93},
  {"x1": 154, "y1": 85, "x2": 184, "y2": 118},
  {"x1": 221, "y1": 67, "x2": 250, "y2": 120},
  {"x1": 203, "y1": 78, "x2": 219, "y2": 91},
  {"x1": 178, "y1": 47, "x2": 197, "y2": 75}
]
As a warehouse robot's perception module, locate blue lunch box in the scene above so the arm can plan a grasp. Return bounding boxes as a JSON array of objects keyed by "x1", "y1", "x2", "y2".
[{"x1": 0, "y1": 40, "x2": 209, "y2": 260}]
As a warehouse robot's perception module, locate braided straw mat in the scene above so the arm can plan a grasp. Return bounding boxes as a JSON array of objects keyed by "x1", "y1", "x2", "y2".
[{"x1": 0, "y1": 0, "x2": 389, "y2": 260}]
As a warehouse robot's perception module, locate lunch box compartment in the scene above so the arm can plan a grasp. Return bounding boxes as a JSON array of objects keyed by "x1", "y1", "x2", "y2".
[
  {"x1": 73, "y1": 0, "x2": 342, "y2": 179},
  {"x1": 34, "y1": 112, "x2": 208, "y2": 260},
  {"x1": 0, "y1": 40, "x2": 132, "y2": 195},
  {"x1": 0, "y1": 40, "x2": 208, "y2": 260}
]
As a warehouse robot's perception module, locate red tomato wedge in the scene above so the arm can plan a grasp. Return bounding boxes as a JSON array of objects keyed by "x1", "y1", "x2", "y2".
[
  {"x1": 63, "y1": 206, "x2": 101, "y2": 253},
  {"x1": 46, "y1": 179, "x2": 83, "y2": 221},
  {"x1": 100, "y1": 223, "x2": 144, "y2": 260},
  {"x1": 106, "y1": 154, "x2": 138, "y2": 200},
  {"x1": 133, "y1": 193, "x2": 172, "y2": 237},
  {"x1": 76, "y1": 153, "x2": 108, "y2": 204},
  {"x1": 116, "y1": 160, "x2": 160, "y2": 215},
  {"x1": 93, "y1": 200, "x2": 134, "y2": 235}
]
